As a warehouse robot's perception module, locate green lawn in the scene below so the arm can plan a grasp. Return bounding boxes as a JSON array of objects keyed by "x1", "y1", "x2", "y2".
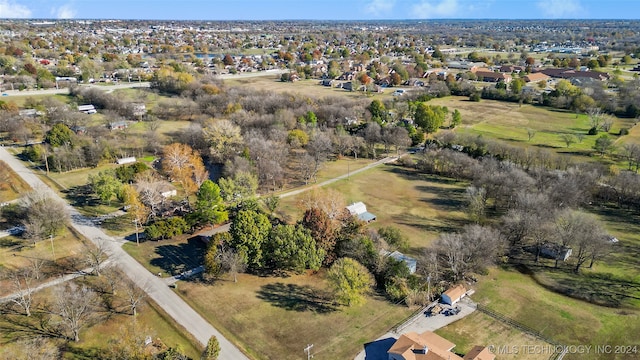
[
  {"x1": 427, "y1": 96, "x2": 638, "y2": 159},
  {"x1": 278, "y1": 164, "x2": 469, "y2": 252},
  {"x1": 473, "y1": 267, "x2": 640, "y2": 360},
  {"x1": 435, "y1": 312, "x2": 552, "y2": 360},
  {"x1": 175, "y1": 273, "x2": 413, "y2": 360}
]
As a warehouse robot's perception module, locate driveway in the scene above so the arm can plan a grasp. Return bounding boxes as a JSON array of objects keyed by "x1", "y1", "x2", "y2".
[
  {"x1": 354, "y1": 298, "x2": 476, "y2": 360},
  {"x1": 0, "y1": 147, "x2": 248, "y2": 360}
]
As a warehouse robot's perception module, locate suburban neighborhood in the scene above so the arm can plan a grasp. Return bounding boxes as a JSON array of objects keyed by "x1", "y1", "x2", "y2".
[{"x1": 0, "y1": 6, "x2": 640, "y2": 360}]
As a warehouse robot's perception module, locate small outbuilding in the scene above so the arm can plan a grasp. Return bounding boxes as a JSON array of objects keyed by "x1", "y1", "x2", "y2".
[
  {"x1": 441, "y1": 284, "x2": 467, "y2": 305},
  {"x1": 381, "y1": 250, "x2": 417, "y2": 274},
  {"x1": 116, "y1": 157, "x2": 136, "y2": 165},
  {"x1": 346, "y1": 202, "x2": 376, "y2": 222}
]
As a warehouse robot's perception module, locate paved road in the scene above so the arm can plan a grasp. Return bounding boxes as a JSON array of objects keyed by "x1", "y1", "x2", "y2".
[{"x1": 0, "y1": 147, "x2": 248, "y2": 360}]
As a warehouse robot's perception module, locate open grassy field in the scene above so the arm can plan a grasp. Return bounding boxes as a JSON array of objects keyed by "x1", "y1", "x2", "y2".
[
  {"x1": 123, "y1": 234, "x2": 206, "y2": 277},
  {"x1": 473, "y1": 267, "x2": 640, "y2": 360},
  {"x1": 427, "y1": 96, "x2": 638, "y2": 158},
  {"x1": 0, "y1": 160, "x2": 31, "y2": 203},
  {"x1": 435, "y1": 311, "x2": 552, "y2": 360},
  {"x1": 175, "y1": 273, "x2": 413, "y2": 360},
  {"x1": 277, "y1": 164, "x2": 469, "y2": 252},
  {"x1": 0, "y1": 226, "x2": 89, "y2": 297},
  {"x1": 224, "y1": 76, "x2": 401, "y2": 100},
  {"x1": 0, "y1": 285, "x2": 202, "y2": 359}
]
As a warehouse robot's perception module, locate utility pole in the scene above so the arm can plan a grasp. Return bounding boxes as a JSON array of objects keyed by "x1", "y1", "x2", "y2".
[
  {"x1": 133, "y1": 219, "x2": 140, "y2": 246},
  {"x1": 304, "y1": 344, "x2": 313, "y2": 360}
]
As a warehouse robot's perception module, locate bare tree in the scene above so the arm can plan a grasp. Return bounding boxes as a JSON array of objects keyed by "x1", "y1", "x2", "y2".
[
  {"x1": 219, "y1": 246, "x2": 247, "y2": 283},
  {"x1": 122, "y1": 278, "x2": 147, "y2": 316},
  {"x1": 526, "y1": 128, "x2": 537, "y2": 142},
  {"x1": 20, "y1": 187, "x2": 69, "y2": 243},
  {"x1": 465, "y1": 185, "x2": 487, "y2": 224},
  {"x1": 85, "y1": 239, "x2": 109, "y2": 276},
  {"x1": 5, "y1": 268, "x2": 35, "y2": 316},
  {"x1": 3, "y1": 337, "x2": 60, "y2": 360},
  {"x1": 587, "y1": 107, "x2": 603, "y2": 129},
  {"x1": 560, "y1": 133, "x2": 576, "y2": 148},
  {"x1": 52, "y1": 283, "x2": 98, "y2": 342}
]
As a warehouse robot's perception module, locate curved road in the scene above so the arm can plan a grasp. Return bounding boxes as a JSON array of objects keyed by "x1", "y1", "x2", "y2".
[{"x1": 0, "y1": 147, "x2": 248, "y2": 360}]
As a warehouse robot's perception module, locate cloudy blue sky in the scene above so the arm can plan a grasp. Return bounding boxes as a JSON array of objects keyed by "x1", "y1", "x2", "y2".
[{"x1": 0, "y1": 0, "x2": 638, "y2": 20}]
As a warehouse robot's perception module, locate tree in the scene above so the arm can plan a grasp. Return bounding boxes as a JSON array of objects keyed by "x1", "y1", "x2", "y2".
[
  {"x1": 264, "y1": 224, "x2": 324, "y2": 273},
  {"x1": 560, "y1": 133, "x2": 577, "y2": 148},
  {"x1": 122, "y1": 277, "x2": 147, "y2": 316},
  {"x1": 368, "y1": 99, "x2": 387, "y2": 124},
  {"x1": 451, "y1": 109, "x2": 462, "y2": 128},
  {"x1": 190, "y1": 180, "x2": 228, "y2": 228},
  {"x1": 228, "y1": 209, "x2": 272, "y2": 271},
  {"x1": 5, "y1": 268, "x2": 34, "y2": 316},
  {"x1": 53, "y1": 283, "x2": 98, "y2": 342},
  {"x1": 203, "y1": 120, "x2": 244, "y2": 164},
  {"x1": 20, "y1": 188, "x2": 69, "y2": 243},
  {"x1": 219, "y1": 245, "x2": 247, "y2": 283},
  {"x1": 89, "y1": 170, "x2": 123, "y2": 205},
  {"x1": 301, "y1": 207, "x2": 337, "y2": 266},
  {"x1": 218, "y1": 171, "x2": 258, "y2": 204},
  {"x1": 45, "y1": 122, "x2": 74, "y2": 147},
  {"x1": 327, "y1": 257, "x2": 374, "y2": 306},
  {"x1": 526, "y1": 128, "x2": 537, "y2": 142},
  {"x1": 554, "y1": 210, "x2": 608, "y2": 272},
  {"x1": 361, "y1": 122, "x2": 381, "y2": 159},
  {"x1": 85, "y1": 239, "x2": 109, "y2": 276},
  {"x1": 162, "y1": 143, "x2": 209, "y2": 196},
  {"x1": 262, "y1": 195, "x2": 280, "y2": 217},
  {"x1": 465, "y1": 186, "x2": 487, "y2": 224},
  {"x1": 378, "y1": 226, "x2": 409, "y2": 252},
  {"x1": 202, "y1": 336, "x2": 221, "y2": 360},
  {"x1": 414, "y1": 103, "x2": 447, "y2": 135},
  {"x1": 120, "y1": 184, "x2": 149, "y2": 242},
  {"x1": 594, "y1": 134, "x2": 614, "y2": 156}
]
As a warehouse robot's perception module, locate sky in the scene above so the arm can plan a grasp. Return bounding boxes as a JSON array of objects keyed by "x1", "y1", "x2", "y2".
[{"x1": 0, "y1": 0, "x2": 638, "y2": 20}]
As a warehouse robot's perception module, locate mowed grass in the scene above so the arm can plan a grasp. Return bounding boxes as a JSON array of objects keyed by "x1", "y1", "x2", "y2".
[
  {"x1": 473, "y1": 267, "x2": 640, "y2": 360},
  {"x1": 175, "y1": 273, "x2": 413, "y2": 360},
  {"x1": 0, "y1": 160, "x2": 31, "y2": 202},
  {"x1": 277, "y1": 164, "x2": 469, "y2": 252},
  {"x1": 427, "y1": 96, "x2": 638, "y2": 156},
  {"x1": 224, "y1": 76, "x2": 399, "y2": 100},
  {"x1": 0, "y1": 286, "x2": 201, "y2": 359},
  {"x1": 123, "y1": 235, "x2": 206, "y2": 277},
  {"x1": 435, "y1": 312, "x2": 552, "y2": 360},
  {"x1": 0, "y1": 226, "x2": 89, "y2": 296}
]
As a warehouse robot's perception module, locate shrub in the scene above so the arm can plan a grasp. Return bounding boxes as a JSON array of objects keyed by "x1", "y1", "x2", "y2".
[
  {"x1": 469, "y1": 92, "x2": 481, "y2": 102},
  {"x1": 619, "y1": 128, "x2": 629, "y2": 136},
  {"x1": 588, "y1": 126, "x2": 598, "y2": 135}
]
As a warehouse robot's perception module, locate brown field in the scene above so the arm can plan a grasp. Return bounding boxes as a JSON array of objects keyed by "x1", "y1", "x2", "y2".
[
  {"x1": 175, "y1": 272, "x2": 413, "y2": 360},
  {"x1": 0, "y1": 160, "x2": 31, "y2": 203}
]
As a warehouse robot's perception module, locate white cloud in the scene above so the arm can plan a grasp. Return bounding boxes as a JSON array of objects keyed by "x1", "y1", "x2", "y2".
[
  {"x1": 0, "y1": 0, "x2": 32, "y2": 18},
  {"x1": 411, "y1": 0, "x2": 460, "y2": 18},
  {"x1": 365, "y1": 0, "x2": 396, "y2": 16},
  {"x1": 537, "y1": 0, "x2": 584, "y2": 18},
  {"x1": 52, "y1": 4, "x2": 77, "y2": 19}
]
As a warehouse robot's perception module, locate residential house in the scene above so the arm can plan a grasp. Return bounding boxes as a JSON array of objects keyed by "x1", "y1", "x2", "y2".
[
  {"x1": 499, "y1": 65, "x2": 524, "y2": 73},
  {"x1": 78, "y1": 104, "x2": 97, "y2": 114},
  {"x1": 132, "y1": 103, "x2": 147, "y2": 117},
  {"x1": 540, "y1": 242, "x2": 572, "y2": 261},
  {"x1": 474, "y1": 70, "x2": 512, "y2": 84},
  {"x1": 388, "y1": 331, "x2": 495, "y2": 360},
  {"x1": 523, "y1": 72, "x2": 550, "y2": 83},
  {"x1": 381, "y1": 250, "x2": 417, "y2": 274},
  {"x1": 346, "y1": 202, "x2": 376, "y2": 222},
  {"x1": 116, "y1": 157, "x2": 136, "y2": 165},
  {"x1": 441, "y1": 284, "x2": 467, "y2": 305},
  {"x1": 538, "y1": 68, "x2": 610, "y2": 81},
  {"x1": 109, "y1": 121, "x2": 128, "y2": 130}
]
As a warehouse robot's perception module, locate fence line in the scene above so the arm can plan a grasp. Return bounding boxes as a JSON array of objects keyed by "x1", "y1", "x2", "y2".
[{"x1": 475, "y1": 304, "x2": 567, "y2": 360}]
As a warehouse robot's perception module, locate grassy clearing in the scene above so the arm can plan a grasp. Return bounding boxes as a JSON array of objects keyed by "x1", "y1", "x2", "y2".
[
  {"x1": 427, "y1": 96, "x2": 638, "y2": 157},
  {"x1": 123, "y1": 235, "x2": 206, "y2": 277},
  {"x1": 277, "y1": 164, "x2": 469, "y2": 252},
  {"x1": 0, "y1": 160, "x2": 31, "y2": 203},
  {"x1": 435, "y1": 312, "x2": 552, "y2": 360},
  {"x1": 0, "y1": 226, "x2": 88, "y2": 297},
  {"x1": 0, "y1": 285, "x2": 201, "y2": 359},
  {"x1": 224, "y1": 76, "x2": 399, "y2": 100},
  {"x1": 175, "y1": 273, "x2": 413, "y2": 360},
  {"x1": 473, "y1": 267, "x2": 640, "y2": 360}
]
